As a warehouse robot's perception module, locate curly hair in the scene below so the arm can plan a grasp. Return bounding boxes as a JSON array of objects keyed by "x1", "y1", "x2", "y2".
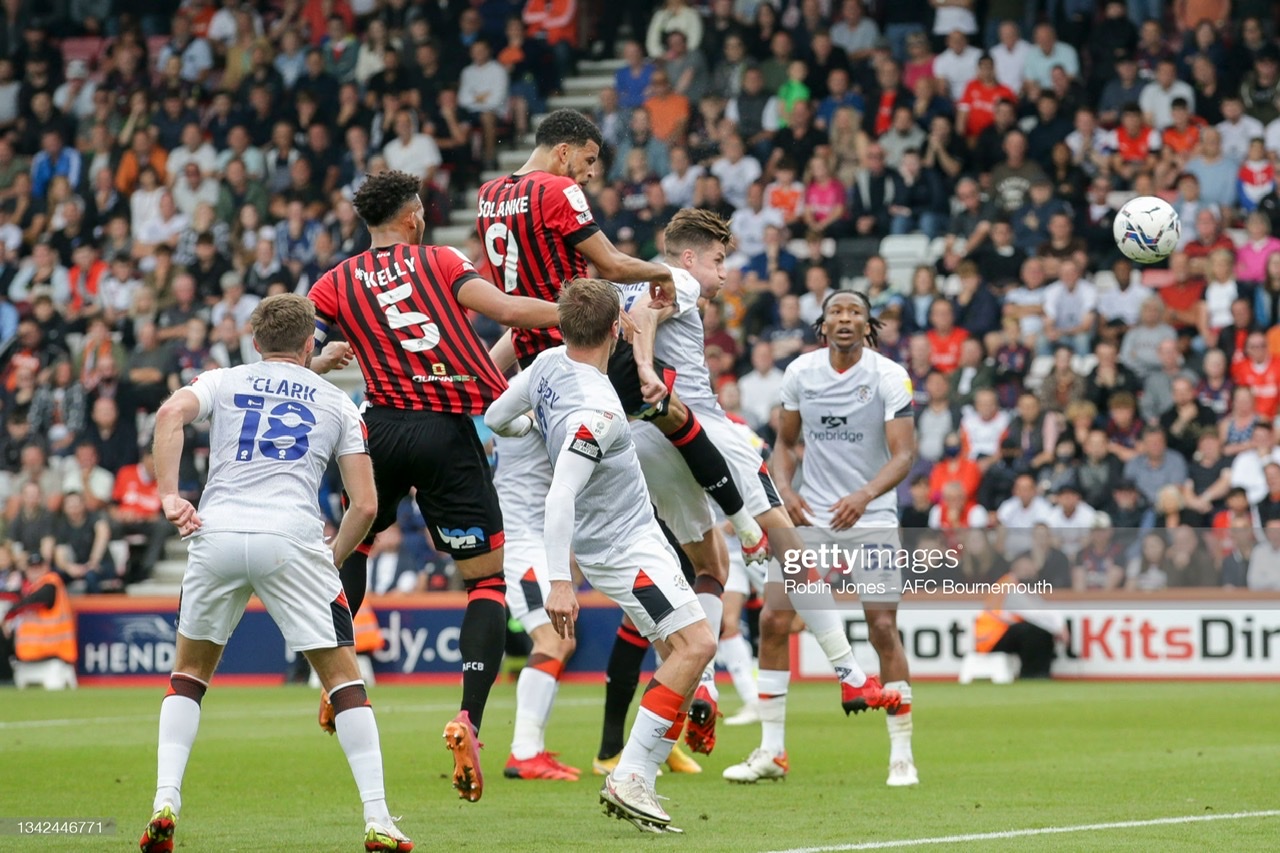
[
  {"x1": 663, "y1": 208, "x2": 733, "y2": 254},
  {"x1": 352, "y1": 170, "x2": 422, "y2": 228},
  {"x1": 813, "y1": 289, "x2": 881, "y2": 349},
  {"x1": 534, "y1": 108, "x2": 603, "y2": 150}
]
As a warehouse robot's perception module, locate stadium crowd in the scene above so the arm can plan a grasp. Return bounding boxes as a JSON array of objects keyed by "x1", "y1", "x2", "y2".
[{"x1": 0, "y1": 0, "x2": 1279, "y2": 604}]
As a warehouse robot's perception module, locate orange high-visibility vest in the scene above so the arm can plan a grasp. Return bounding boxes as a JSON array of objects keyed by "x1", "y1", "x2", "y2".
[
  {"x1": 972, "y1": 572, "x2": 1022, "y2": 653},
  {"x1": 14, "y1": 572, "x2": 77, "y2": 664},
  {"x1": 353, "y1": 605, "x2": 383, "y2": 654}
]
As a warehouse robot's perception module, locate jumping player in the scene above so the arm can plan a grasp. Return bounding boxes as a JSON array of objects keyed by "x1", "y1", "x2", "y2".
[
  {"x1": 485, "y1": 279, "x2": 717, "y2": 833},
  {"x1": 140, "y1": 295, "x2": 413, "y2": 852},
  {"x1": 308, "y1": 170, "x2": 561, "y2": 803},
  {"x1": 748, "y1": 290, "x2": 919, "y2": 786}
]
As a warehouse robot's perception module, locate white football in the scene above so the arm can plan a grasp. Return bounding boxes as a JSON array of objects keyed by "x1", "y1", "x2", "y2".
[{"x1": 1113, "y1": 196, "x2": 1181, "y2": 264}]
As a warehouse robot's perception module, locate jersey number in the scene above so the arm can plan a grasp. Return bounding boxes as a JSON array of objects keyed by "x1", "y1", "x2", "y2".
[
  {"x1": 483, "y1": 222, "x2": 519, "y2": 293},
  {"x1": 233, "y1": 395, "x2": 316, "y2": 461},
  {"x1": 377, "y1": 284, "x2": 441, "y2": 352}
]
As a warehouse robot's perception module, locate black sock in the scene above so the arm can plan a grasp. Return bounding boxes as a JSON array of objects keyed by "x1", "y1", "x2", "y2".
[
  {"x1": 459, "y1": 573, "x2": 507, "y2": 731},
  {"x1": 664, "y1": 411, "x2": 745, "y2": 516},
  {"x1": 339, "y1": 546, "x2": 370, "y2": 615},
  {"x1": 598, "y1": 622, "x2": 649, "y2": 760}
]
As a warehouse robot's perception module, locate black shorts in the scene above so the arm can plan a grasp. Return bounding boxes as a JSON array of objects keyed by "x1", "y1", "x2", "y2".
[
  {"x1": 605, "y1": 338, "x2": 677, "y2": 420},
  {"x1": 359, "y1": 407, "x2": 503, "y2": 558}
]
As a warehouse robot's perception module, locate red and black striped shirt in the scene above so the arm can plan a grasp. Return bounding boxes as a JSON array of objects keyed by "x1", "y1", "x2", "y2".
[
  {"x1": 476, "y1": 171, "x2": 600, "y2": 364},
  {"x1": 309, "y1": 243, "x2": 507, "y2": 414}
]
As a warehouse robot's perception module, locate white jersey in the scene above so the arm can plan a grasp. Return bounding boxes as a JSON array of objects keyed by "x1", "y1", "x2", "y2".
[
  {"x1": 186, "y1": 361, "x2": 366, "y2": 545},
  {"x1": 779, "y1": 348, "x2": 914, "y2": 526},
  {"x1": 523, "y1": 348, "x2": 655, "y2": 566},
  {"x1": 493, "y1": 430, "x2": 553, "y2": 539},
  {"x1": 615, "y1": 266, "x2": 717, "y2": 415}
]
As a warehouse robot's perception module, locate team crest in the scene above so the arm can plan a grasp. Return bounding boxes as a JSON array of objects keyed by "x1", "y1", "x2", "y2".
[{"x1": 853, "y1": 384, "x2": 873, "y2": 403}]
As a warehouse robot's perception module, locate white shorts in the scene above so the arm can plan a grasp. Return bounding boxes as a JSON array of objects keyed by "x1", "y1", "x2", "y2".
[
  {"x1": 582, "y1": 527, "x2": 706, "y2": 643},
  {"x1": 180, "y1": 531, "x2": 350, "y2": 653},
  {"x1": 504, "y1": 535, "x2": 551, "y2": 633},
  {"x1": 724, "y1": 533, "x2": 763, "y2": 596},
  {"x1": 630, "y1": 411, "x2": 778, "y2": 544},
  {"x1": 775, "y1": 521, "x2": 904, "y2": 604}
]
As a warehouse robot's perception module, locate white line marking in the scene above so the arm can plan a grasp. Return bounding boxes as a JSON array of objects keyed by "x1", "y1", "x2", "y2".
[
  {"x1": 0, "y1": 696, "x2": 600, "y2": 730},
  {"x1": 761, "y1": 810, "x2": 1280, "y2": 853}
]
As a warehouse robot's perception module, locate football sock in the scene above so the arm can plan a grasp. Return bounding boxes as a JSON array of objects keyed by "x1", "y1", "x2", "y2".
[
  {"x1": 511, "y1": 654, "x2": 563, "y2": 760},
  {"x1": 331, "y1": 681, "x2": 392, "y2": 825},
  {"x1": 758, "y1": 669, "x2": 790, "y2": 755},
  {"x1": 459, "y1": 573, "x2": 507, "y2": 731},
  {"x1": 339, "y1": 544, "x2": 370, "y2": 615},
  {"x1": 664, "y1": 411, "x2": 746, "y2": 516},
  {"x1": 645, "y1": 712, "x2": 685, "y2": 787},
  {"x1": 615, "y1": 680, "x2": 682, "y2": 778},
  {"x1": 598, "y1": 623, "x2": 649, "y2": 760},
  {"x1": 885, "y1": 680, "x2": 914, "y2": 764},
  {"x1": 694, "y1": 576, "x2": 724, "y2": 702},
  {"x1": 802, "y1": 607, "x2": 868, "y2": 687},
  {"x1": 154, "y1": 673, "x2": 207, "y2": 815},
  {"x1": 718, "y1": 634, "x2": 757, "y2": 707}
]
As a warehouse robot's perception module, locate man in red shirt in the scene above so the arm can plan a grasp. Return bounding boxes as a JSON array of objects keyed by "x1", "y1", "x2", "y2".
[
  {"x1": 957, "y1": 55, "x2": 1016, "y2": 141},
  {"x1": 1106, "y1": 105, "x2": 1161, "y2": 185},
  {"x1": 925, "y1": 300, "x2": 969, "y2": 374},
  {"x1": 1233, "y1": 332, "x2": 1280, "y2": 421},
  {"x1": 110, "y1": 447, "x2": 170, "y2": 584},
  {"x1": 1182, "y1": 208, "x2": 1235, "y2": 278}
]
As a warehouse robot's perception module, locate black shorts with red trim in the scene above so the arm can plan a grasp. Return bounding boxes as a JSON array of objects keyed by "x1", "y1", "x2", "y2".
[
  {"x1": 605, "y1": 338, "x2": 677, "y2": 420},
  {"x1": 359, "y1": 406, "x2": 504, "y2": 558}
]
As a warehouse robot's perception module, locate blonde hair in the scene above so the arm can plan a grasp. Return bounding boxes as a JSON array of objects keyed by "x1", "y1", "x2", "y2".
[
  {"x1": 558, "y1": 278, "x2": 620, "y2": 348},
  {"x1": 251, "y1": 293, "x2": 316, "y2": 354}
]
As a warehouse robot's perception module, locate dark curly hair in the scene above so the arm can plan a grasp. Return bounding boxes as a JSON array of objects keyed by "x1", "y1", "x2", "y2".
[
  {"x1": 353, "y1": 170, "x2": 422, "y2": 228},
  {"x1": 534, "y1": 108, "x2": 603, "y2": 150},
  {"x1": 814, "y1": 289, "x2": 881, "y2": 349}
]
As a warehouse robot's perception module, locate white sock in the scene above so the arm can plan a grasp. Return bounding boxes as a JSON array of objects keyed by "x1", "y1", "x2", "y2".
[
  {"x1": 615, "y1": 706, "x2": 673, "y2": 779},
  {"x1": 718, "y1": 634, "x2": 757, "y2": 707},
  {"x1": 645, "y1": 725, "x2": 680, "y2": 787},
  {"x1": 154, "y1": 695, "x2": 201, "y2": 815},
  {"x1": 802, "y1": 609, "x2": 868, "y2": 687},
  {"x1": 884, "y1": 680, "x2": 913, "y2": 764},
  {"x1": 511, "y1": 666, "x2": 558, "y2": 760},
  {"x1": 697, "y1": 592, "x2": 724, "y2": 702},
  {"x1": 757, "y1": 669, "x2": 789, "y2": 755},
  {"x1": 335, "y1": 705, "x2": 392, "y2": 825},
  {"x1": 728, "y1": 510, "x2": 763, "y2": 546}
]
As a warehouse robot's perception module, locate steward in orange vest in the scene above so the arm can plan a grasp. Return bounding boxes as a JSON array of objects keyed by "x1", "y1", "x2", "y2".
[
  {"x1": 353, "y1": 604, "x2": 384, "y2": 655},
  {"x1": 1, "y1": 554, "x2": 77, "y2": 667},
  {"x1": 971, "y1": 555, "x2": 1064, "y2": 679}
]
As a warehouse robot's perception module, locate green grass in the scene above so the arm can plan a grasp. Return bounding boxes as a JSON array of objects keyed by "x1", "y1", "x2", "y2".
[{"x1": 1, "y1": 681, "x2": 1277, "y2": 852}]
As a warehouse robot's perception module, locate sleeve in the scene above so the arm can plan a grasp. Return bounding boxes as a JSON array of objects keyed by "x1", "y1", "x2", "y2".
[
  {"x1": 185, "y1": 368, "x2": 224, "y2": 423},
  {"x1": 484, "y1": 369, "x2": 536, "y2": 437},
  {"x1": 559, "y1": 407, "x2": 626, "y2": 463},
  {"x1": 881, "y1": 363, "x2": 915, "y2": 421},
  {"x1": 543, "y1": 409, "x2": 625, "y2": 582},
  {"x1": 308, "y1": 268, "x2": 339, "y2": 342},
  {"x1": 540, "y1": 176, "x2": 600, "y2": 248},
  {"x1": 779, "y1": 361, "x2": 803, "y2": 411},
  {"x1": 437, "y1": 245, "x2": 486, "y2": 299},
  {"x1": 671, "y1": 267, "x2": 701, "y2": 316},
  {"x1": 336, "y1": 397, "x2": 369, "y2": 457}
]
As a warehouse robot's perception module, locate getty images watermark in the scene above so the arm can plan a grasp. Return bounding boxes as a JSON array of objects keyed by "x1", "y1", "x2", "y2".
[{"x1": 780, "y1": 542, "x2": 1053, "y2": 597}]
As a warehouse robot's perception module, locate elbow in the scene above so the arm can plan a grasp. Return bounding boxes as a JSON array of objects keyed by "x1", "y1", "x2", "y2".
[{"x1": 350, "y1": 496, "x2": 378, "y2": 524}]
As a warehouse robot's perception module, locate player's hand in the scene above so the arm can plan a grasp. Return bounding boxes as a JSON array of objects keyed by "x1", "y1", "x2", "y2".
[
  {"x1": 637, "y1": 363, "x2": 669, "y2": 405},
  {"x1": 313, "y1": 341, "x2": 354, "y2": 375},
  {"x1": 830, "y1": 490, "x2": 872, "y2": 531},
  {"x1": 162, "y1": 494, "x2": 202, "y2": 537},
  {"x1": 648, "y1": 271, "x2": 676, "y2": 309},
  {"x1": 545, "y1": 581, "x2": 579, "y2": 639},
  {"x1": 780, "y1": 487, "x2": 814, "y2": 527},
  {"x1": 617, "y1": 309, "x2": 639, "y2": 343}
]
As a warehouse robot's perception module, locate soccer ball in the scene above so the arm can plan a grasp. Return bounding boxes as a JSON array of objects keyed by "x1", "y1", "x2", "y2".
[{"x1": 1113, "y1": 196, "x2": 1180, "y2": 264}]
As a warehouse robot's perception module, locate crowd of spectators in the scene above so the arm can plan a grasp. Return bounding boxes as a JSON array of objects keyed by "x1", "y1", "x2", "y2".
[{"x1": 2, "y1": 1, "x2": 1280, "y2": 600}]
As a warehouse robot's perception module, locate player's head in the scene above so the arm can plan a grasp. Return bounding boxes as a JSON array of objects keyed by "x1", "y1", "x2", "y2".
[
  {"x1": 534, "y1": 109, "x2": 603, "y2": 185},
  {"x1": 663, "y1": 208, "x2": 731, "y2": 299},
  {"x1": 353, "y1": 169, "x2": 425, "y2": 243},
  {"x1": 251, "y1": 293, "x2": 317, "y2": 363},
  {"x1": 558, "y1": 277, "x2": 620, "y2": 353},
  {"x1": 816, "y1": 290, "x2": 880, "y2": 353}
]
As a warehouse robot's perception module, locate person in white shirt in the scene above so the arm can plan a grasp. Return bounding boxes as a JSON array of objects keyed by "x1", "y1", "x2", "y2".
[
  {"x1": 737, "y1": 341, "x2": 785, "y2": 430},
  {"x1": 1247, "y1": 520, "x2": 1280, "y2": 591},
  {"x1": 711, "y1": 133, "x2": 763, "y2": 210},
  {"x1": 996, "y1": 473, "x2": 1054, "y2": 559},
  {"x1": 171, "y1": 163, "x2": 220, "y2": 218},
  {"x1": 1023, "y1": 23, "x2": 1079, "y2": 89},
  {"x1": 1265, "y1": 115, "x2": 1280, "y2": 161},
  {"x1": 929, "y1": 480, "x2": 990, "y2": 529},
  {"x1": 155, "y1": 12, "x2": 214, "y2": 84},
  {"x1": 729, "y1": 181, "x2": 783, "y2": 261},
  {"x1": 1044, "y1": 480, "x2": 1097, "y2": 559},
  {"x1": 380, "y1": 108, "x2": 442, "y2": 184},
  {"x1": 932, "y1": 31, "x2": 983, "y2": 101},
  {"x1": 1043, "y1": 258, "x2": 1098, "y2": 355},
  {"x1": 1138, "y1": 59, "x2": 1195, "y2": 130},
  {"x1": 210, "y1": 276, "x2": 262, "y2": 336},
  {"x1": 1230, "y1": 422, "x2": 1280, "y2": 505},
  {"x1": 1096, "y1": 260, "x2": 1153, "y2": 327},
  {"x1": 659, "y1": 146, "x2": 703, "y2": 209},
  {"x1": 1215, "y1": 95, "x2": 1265, "y2": 164},
  {"x1": 458, "y1": 39, "x2": 509, "y2": 168},
  {"x1": 960, "y1": 389, "x2": 1011, "y2": 460},
  {"x1": 53, "y1": 60, "x2": 97, "y2": 121},
  {"x1": 796, "y1": 265, "x2": 833, "y2": 326},
  {"x1": 990, "y1": 20, "x2": 1030, "y2": 92},
  {"x1": 166, "y1": 123, "x2": 219, "y2": 179}
]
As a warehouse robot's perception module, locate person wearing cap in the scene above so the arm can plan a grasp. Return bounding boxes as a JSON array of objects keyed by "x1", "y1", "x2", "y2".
[
  {"x1": 1045, "y1": 478, "x2": 1098, "y2": 559},
  {"x1": 53, "y1": 58, "x2": 97, "y2": 121}
]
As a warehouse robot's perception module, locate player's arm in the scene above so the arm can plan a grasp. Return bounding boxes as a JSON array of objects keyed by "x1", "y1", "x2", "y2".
[
  {"x1": 489, "y1": 329, "x2": 517, "y2": 373},
  {"x1": 153, "y1": 386, "x2": 205, "y2": 537},
  {"x1": 773, "y1": 407, "x2": 814, "y2": 526},
  {"x1": 332, "y1": 452, "x2": 376, "y2": 567},
  {"x1": 483, "y1": 369, "x2": 536, "y2": 437},
  {"x1": 624, "y1": 289, "x2": 680, "y2": 405},
  {"x1": 456, "y1": 277, "x2": 560, "y2": 329},
  {"x1": 575, "y1": 231, "x2": 675, "y2": 307},
  {"x1": 306, "y1": 271, "x2": 355, "y2": 375},
  {"x1": 831, "y1": 396, "x2": 917, "y2": 531}
]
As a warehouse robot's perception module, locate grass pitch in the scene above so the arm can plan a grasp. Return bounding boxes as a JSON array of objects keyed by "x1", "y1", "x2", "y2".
[{"x1": 1, "y1": 680, "x2": 1277, "y2": 852}]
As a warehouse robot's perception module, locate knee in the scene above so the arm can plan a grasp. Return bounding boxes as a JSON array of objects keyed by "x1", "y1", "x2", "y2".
[
  {"x1": 866, "y1": 614, "x2": 901, "y2": 651},
  {"x1": 760, "y1": 606, "x2": 794, "y2": 638},
  {"x1": 689, "y1": 624, "x2": 718, "y2": 668}
]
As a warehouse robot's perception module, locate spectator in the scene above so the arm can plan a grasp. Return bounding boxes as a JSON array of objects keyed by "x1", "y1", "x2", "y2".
[
  {"x1": 1024, "y1": 23, "x2": 1080, "y2": 90},
  {"x1": 1186, "y1": 127, "x2": 1241, "y2": 209},
  {"x1": 1126, "y1": 531, "x2": 1171, "y2": 591},
  {"x1": 157, "y1": 11, "x2": 215, "y2": 85},
  {"x1": 53, "y1": 490, "x2": 116, "y2": 593},
  {"x1": 1043, "y1": 258, "x2": 1098, "y2": 355},
  {"x1": 1232, "y1": 331, "x2": 1280, "y2": 421},
  {"x1": 949, "y1": 338, "x2": 997, "y2": 407},
  {"x1": 1229, "y1": 421, "x2": 1280, "y2": 504},
  {"x1": 929, "y1": 479, "x2": 990, "y2": 531},
  {"x1": 1246, "y1": 520, "x2": 1280, "y2": 590},
  {"x1": 458, "y1": 40, "x2": 508, "y2": 169},
  {"x1": 646, "y1": 0, "x2": 704, "y2": 59},
  {"x1": 917, "y1": 370, "x2": 959, "y2": 462},
  {"x1": 108, "y1": 446, "x2": 168, "y2": 584},
  {"x1": 1140, "y1": 58, "x2": 1195, "y2": 129},
  {"x1": 797, "y1": 265, "x2": 834, "y2": 327},
  {"x1": 760, "y1": 294, "x2": 816, "y2": 368},
  {"x1": 831, "y1": 0, "x2": 880, "y2": 64},
  {"x1": 642, "y1": 69, "x2": 691, "y2": 145},
  {"x1": 930, "y1": 431, "x2": 983, "y2": 503},
  {"x1": 80, "y1": 396, "x2": 138, "y2": 476},
  {"x1": 737, "y1": 341, "x2": 784, "y2": 431},
  {"x1": 7, "y1": 480, "x2": 55, "y2": 562}
]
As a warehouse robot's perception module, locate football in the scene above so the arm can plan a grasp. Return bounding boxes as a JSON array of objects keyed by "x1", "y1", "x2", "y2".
[{"x1": 1113, "y1": 196, "x2": 1181, "y2": 263}]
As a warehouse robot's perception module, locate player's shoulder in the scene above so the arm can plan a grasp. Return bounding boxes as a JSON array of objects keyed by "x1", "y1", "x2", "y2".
[
  {"x1": 865, "y1": 347, "x2": 909, "y2": 380},
  {"x1": 785, "y1": 349, "x2": 830, "y2": 376}
]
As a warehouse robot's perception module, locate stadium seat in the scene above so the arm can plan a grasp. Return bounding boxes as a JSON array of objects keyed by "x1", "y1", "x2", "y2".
[
  {"x1": 1106, "y1": 190, "x2": 1137, "y2": 211},
  {"x1": 1025, "y1": 354, "x2": 1054, "y2": 391},
  {"x1": 13, "y1": 658, "x2": 78, "y2": 690},
  {"x1": 879, "y1": 234, "x2": 930, "y2": 267},
  {"x1": 927, "y1": 236, "x2": 964, "y2": 264},
  {"x1": 59, "y1": 36, "x2": 103, "y2": 65},
  {"x1": 1093, "y1": 270, "x2": 1118, "y2": 292},
  {"x1": 958, "y1": 651, "x2": 1019, "y2": 685},
  {"x1": 1071, "y1": 354, "x2": 1098, "y2": 376}
]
